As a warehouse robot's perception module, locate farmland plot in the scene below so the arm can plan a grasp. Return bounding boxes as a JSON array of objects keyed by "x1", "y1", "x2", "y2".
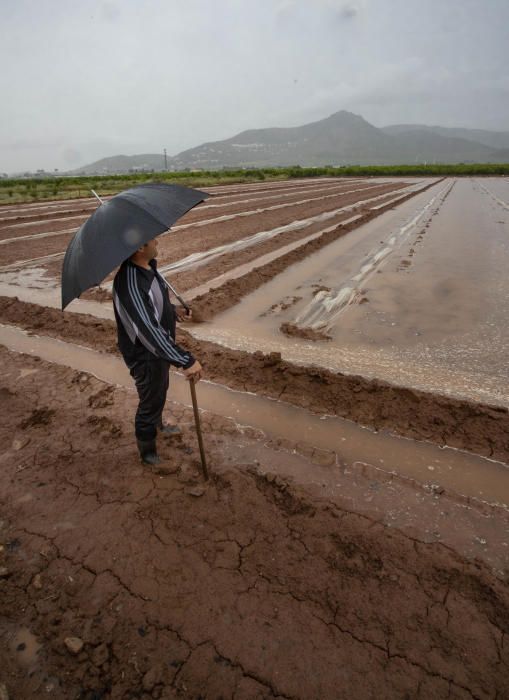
[
  {"x1": 1, "y1": 177, "x2": 508, "y2": 700},
  {"x1": 191, "y1": 178, "x2": 509, "y2": 407}
]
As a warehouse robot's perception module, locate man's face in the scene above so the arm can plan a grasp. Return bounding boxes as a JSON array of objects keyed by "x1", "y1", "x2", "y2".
[{"x1": 143, "y1": 237, "x2": 158, "y2": 260}]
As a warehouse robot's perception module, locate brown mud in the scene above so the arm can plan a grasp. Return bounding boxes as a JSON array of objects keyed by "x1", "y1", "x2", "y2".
[
  {"x1": 279, "y1": 322, "x2": 332, "y2": 342},
  {"x1": 1, "y1": 296, "x2": 508, "y2": 463},
  {"x1": 261, "y1": 297, "x2": 302, "y2": 317},
  {"x1": 0, "y1": 348, "x2": 508, "y2": 699},
  {"x1": 0, "y1": 182, "x2": 402, "y2": 268},
  {"x1": 6, "y1": 183, "x2": 407, "y2": 282},
  {"x1": 179, "y1": 181, "x2": 380, "y2": 223},
  {"x1": 168, "y1": 213, "x2": 352, "y2": 295},
  {"x1": 147, "y1": 184, "x2": 408, "y2": 276}
]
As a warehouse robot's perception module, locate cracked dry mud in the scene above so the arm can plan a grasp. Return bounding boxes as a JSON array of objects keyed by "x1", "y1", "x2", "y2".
[{"x1": 0, "y1": 348, "x2": 508, "y2": 699}]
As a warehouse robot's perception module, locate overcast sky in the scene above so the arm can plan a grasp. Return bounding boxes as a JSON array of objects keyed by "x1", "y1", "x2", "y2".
[{"x1": 1, "y1": 0, "x2": 508, "y2": 173}]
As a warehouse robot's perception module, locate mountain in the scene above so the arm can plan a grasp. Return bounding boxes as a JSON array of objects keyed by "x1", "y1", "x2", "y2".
[
  {"x1": 71, "y1": 153, "x2": 168, "y2": 175},
  {"x1": 171, "y1": 111, "x2": 509, "y2": 168},
  {"x1": 73, "y1": 111, "x2": 509, "y2": 173},
  {"x1": 171, "y1": 111, "x2": 389, "y2": 169},
  {"x1": 381, "y1": 124, "x2": 509, "y2": 151}
]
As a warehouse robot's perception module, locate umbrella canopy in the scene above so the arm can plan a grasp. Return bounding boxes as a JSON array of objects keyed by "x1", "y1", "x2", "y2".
[{"x1": 61, "y1": 183, "x2": 208, "y2": 309}]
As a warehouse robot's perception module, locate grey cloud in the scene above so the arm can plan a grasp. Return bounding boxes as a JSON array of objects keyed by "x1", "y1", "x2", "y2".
[
  {"x1": 62, "y1": 148, "x2": 83, "y2": 166},
  {"x1": 1, "y1": 0, "x2": 508, "y2": 173},
  {"x1": 339, "y1": 4, "x2": 359, "y2": 20},
  {"x1": 101, "y1": 1, "x2": 121, "y2": 22},
  {"x1": 1, "y1": 140, "x2": 58, "y2": 152}
]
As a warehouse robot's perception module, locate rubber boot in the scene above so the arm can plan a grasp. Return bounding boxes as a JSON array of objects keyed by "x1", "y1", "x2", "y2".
[{"x1": 136, "y1": 438, "x2": 161, "y2": 466}]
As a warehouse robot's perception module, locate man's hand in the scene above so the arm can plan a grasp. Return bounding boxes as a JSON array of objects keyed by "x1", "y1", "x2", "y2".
[
  {"x1": 176, "y1": 306, "x2": 192, "y2": 322},
  {"x1": 183, "y1": 360, "x2": 202, "y2": 382}
]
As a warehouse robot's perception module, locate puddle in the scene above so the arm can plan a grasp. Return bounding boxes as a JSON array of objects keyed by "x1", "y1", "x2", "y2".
[
  {"x1": 1, "y1": 323, "x2": 508, "y2": 508},
  {"x1": 0, "y1": 267, "x2": 58, "y2": 289},
  {"x1": 0, "y1": 280, "x2": 114, "y2": 320},
  {"x1": 477, "y1": 180, "x2": 509, "y2": 211},
  {"x1": 293, "y1": 182, "x2": 452, "y2": 330},
  {"x1": 185, "y1": 218, "x2": 361, "y2": 300}
]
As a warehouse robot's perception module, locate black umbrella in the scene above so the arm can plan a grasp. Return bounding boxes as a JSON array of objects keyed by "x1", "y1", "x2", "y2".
[{"x1": 61, "y1": 182, "x2": 208, "y2": 310}]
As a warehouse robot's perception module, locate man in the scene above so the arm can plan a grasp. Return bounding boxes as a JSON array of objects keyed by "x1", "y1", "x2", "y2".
[{"x1": 112, "y1": 236, "x2": 202, "y2": 468}]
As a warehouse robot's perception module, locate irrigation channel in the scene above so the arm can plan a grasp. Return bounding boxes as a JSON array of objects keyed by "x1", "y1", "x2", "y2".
[{"x1": 1, "y1": 323, "x2": 508, "y2": 513}]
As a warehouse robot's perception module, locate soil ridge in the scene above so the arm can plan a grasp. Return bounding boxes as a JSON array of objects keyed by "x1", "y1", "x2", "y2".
[{"x1": 0, "y1": 295, "x2": 508, "y2": 463}]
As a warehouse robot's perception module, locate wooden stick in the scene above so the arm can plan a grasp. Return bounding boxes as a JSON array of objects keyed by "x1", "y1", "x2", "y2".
[{"x1": 189, "y1": 378, "x2": 209, "y2": 480}]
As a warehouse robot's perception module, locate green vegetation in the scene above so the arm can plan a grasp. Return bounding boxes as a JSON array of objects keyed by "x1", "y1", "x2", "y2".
[{"x1": 1, "y1": 163, "x2": 508, "y2": 205}]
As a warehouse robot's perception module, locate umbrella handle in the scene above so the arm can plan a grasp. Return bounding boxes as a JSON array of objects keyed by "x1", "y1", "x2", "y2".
[
  {"x1": 161, "y1": 276, "x2": 191, "y2": 314},
  {"x1": 91, "y1": 189, "x2": 105, "y2": 205}
]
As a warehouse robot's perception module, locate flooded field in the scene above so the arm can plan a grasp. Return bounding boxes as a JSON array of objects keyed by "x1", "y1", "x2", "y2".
[
  {"x1": 1, "y1": 177, "x2": 508, "y2": 699},
  {"x1": 191, "y1": 178, "x2": 509, "y2": 407},
  {"x1": 1, "y1": 174, "x2": 508, "y2": 476}
]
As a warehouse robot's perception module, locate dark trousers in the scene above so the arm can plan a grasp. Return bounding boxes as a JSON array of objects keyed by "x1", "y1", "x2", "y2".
[{"x1": 129, "y1": 359, "x2": 170, "y2": 441}]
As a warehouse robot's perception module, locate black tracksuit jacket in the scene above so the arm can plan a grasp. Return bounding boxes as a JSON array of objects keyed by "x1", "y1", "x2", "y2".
[{"x1": 112, "y1": 258, "x2": 195, "y2": 369}]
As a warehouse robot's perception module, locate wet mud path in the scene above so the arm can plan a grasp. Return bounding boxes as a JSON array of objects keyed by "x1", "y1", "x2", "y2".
[
  {"x1": 1, "y1": 348, "x2": 508, "y2": 699},
  {"x1": 0, "y1": 296, "x2": 508, "y2": 465},
  {"x1": 2, "y1": 322, "x2": 509, "y2": 513}
]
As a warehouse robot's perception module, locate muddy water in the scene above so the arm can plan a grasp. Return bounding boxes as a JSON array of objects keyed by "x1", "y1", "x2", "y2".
[
  {"x1": 1, "y1": 323, "x2": 508, "y2": 508},
  {"x1": 0, "y1": 280, "x2": 114, "y2": 319},
  {"x1": 476, "y1": 178, "x2": 509, "y2": 211},
  {"x1": 193, "y1": 178, "x2": 509, "y2": 407},
  {"x1": 185, "y1": 217, "x2": 362, "y2": 300}
]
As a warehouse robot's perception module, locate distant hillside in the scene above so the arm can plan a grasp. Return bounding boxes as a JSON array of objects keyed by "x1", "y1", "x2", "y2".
[
  {"x1": 71, "y1": 153, "x2": 168, "y2": 176},
  {"x1": 172, "y1": 111, "x2": 388, "y2": 169},
  {"x1": 73, "y1": 111, "x2": 509, "y2": 173},
  {"x1": 381, "y1": 124, "x2": 509, "y2": 151},
  {"x1": 171, "y1": 111, "x2": 509, "y2": 168}
]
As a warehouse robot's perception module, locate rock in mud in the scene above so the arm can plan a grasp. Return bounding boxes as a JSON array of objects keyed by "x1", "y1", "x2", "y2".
[
  {"x1": 312, "y1": 448, "x2": 336, "y2": 467},
  {"x1": 263, "y1": 351, "x2": 282, "y2": 367},
  {"x1": 185, "y1": 485, "x2": 206, "y2": 497},
  {"x1": 12, "y1": 437, "x2": 30, "y2": 451},
  {"x1": 0, "y1": 567, "x2": 11, "y2": 579},
  {"x1": 32, "y1": 573, "x2": 43, "y2": 589},
  {"x1": 64, "y1": 637, "x2": 84, "y2": 655},
  {"x1": 0, "y1": 683, "x2": 10, "y2": 700}
]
